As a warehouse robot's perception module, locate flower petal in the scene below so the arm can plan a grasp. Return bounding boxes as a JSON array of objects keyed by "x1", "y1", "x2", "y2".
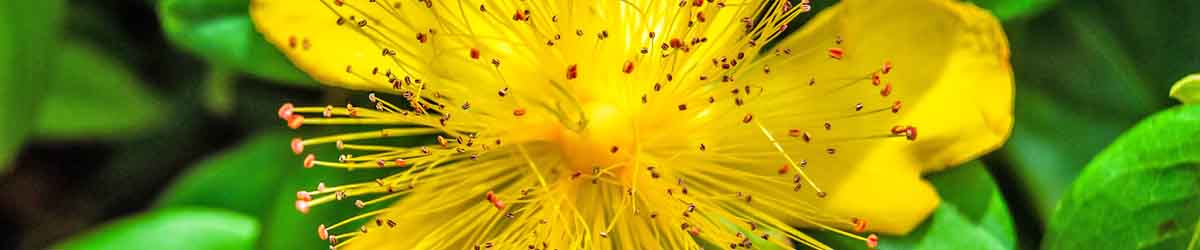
[{"x1": 758, "y1": 0, "x2": 1013, "y2": 234}]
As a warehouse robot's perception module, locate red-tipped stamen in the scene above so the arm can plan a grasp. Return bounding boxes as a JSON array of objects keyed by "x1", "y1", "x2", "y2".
[
  {"x1": 318, "y1": 224, "x2": 329, "y2": 240},
  {"x1": 296, "y1": 200, "x2": 310, "y2": 214},
  {"x1": 278, "y1": 103, "x2": 295, "y2": 120},
  {"x1": 287, "y1": 114, "x2": 305, "y2": 129},
  {"x1": 297, "y1": 191, "x2": 312, "y2": 201},
  {"x1": 304, "y1": 154, "x2": 316, "y2": 168},
  {"x1": 486, "y1": 191, "x2": 506, "y2": 210},
  {"x1": 291, "y1": 138, "x2": 304, "y2": 155},
  {"x1": 867, "y1": 234, "x2": 879, "y2": 248},
  {"x1": 828, "y1": 48, "x2": 844, "y2": 60}
]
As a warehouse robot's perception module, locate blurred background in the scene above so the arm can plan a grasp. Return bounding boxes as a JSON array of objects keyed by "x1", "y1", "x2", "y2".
[{"x1": 0, "y1": 0, "x2": 1196, "y2": 250}]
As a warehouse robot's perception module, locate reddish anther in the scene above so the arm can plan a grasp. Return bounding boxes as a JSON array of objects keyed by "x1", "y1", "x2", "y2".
[
  {"x1": 486, "y1": 191, "x2": 506, "y2": 210},
  {"x1": 566, "y1": 64, "x2": 578, "y2": 79},
  {"x1": 287, "y1": 114, "x2": 304, "y2": 129},
  {"x1": 297, "y1": 191, "x2": 312, "y2": 201},
  {"x1": 867, "y1": 234, "x2": 879, "y2": 248},
  {"x1": 891, "y1": 101, "x2": 903, "y2": 113},
  {"x1": 304, "y1": 154, "x2": 316, "y2": 168},
  {"x1": 278, "y1": 103, "x2": 294, "y2": 120},
  {"x1": 291, "y1": 138, "x2": 304, "y2": 155},
  {"x1": 828, "y1": 47, "x2": 844, "y2": 60},
  {"x1": 623, "y1": 60, "x2": 635, "y2": 74},
  {"x1": 470, "y1": 48, "x2": 481, "y2": 59},
  {"x1": 318, "y1": 224, "x2": 329, "y2": 240},
  {"x1": 880, "y1": 83, "x2": 893, "y2": 97},
  {"x1": 295, "y1": 200, "x2": 310, "y2": 214}
]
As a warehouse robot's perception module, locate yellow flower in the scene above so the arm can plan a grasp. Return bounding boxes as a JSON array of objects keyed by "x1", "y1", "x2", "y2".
[{"x1": 254, "y1": 0, "x2": 1012, "y2": 249}]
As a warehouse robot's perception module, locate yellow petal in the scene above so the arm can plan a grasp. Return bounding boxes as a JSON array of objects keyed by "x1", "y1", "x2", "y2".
[{"x1": 757, "y1": 0, "x2": 1013, "y2": 234}]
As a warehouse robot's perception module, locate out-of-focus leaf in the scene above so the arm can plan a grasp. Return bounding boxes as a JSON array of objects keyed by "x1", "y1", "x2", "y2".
[
  {"x1": 55, "y1": 207, "x2": 259, "y2": 250},
  {"x1": 1044, "y1": 105, "x2": 1200, "y2": 250},
  {"x1": 809, "y1": 162, "x2": 1016, "y2": 250},
  {"x1": 33, "y1": 42, "x2": 165, "y2": 139},
  {"x1": 158, "y1": 0, "x2": 315, "y2": 86},
  {"x1": 203, "y1": 68, "x2": 236, "y2": 116},
  {"x1": 158, "y1": 130, "x2": 380, "y2": 249},
  {"x1": 968, "y1": 0, "x2": 1056, "y2": 20},
  {"x1": 997, "y1": 0, "x2": 1196, "y2": 221},
  {"x1": 1171, "y1": 74, "x2": 1200, "y2": 104},
  {"x1": 0, "y1": 0, "x2": 65, "y2": 171}
]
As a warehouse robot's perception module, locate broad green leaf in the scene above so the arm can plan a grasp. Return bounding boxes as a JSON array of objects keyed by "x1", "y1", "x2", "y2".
[
  {"x1": 808, "y1": 162, "x2": 1016, "y2": 250},
  {"x1": 159, "y1": 130, "x2": 382, "y2": 249},
  {"x1": 1044, "y1": 105, "x2": 1200, "y2": 250},
  {"x1": 158, "y1": 0, "x2": 315, "y2": 86},
  {"x1": 0, "y1": 0, "x2": 65, "y2": 171},
  {"x1": 55, "y1": 207, "x2": 259, "y2": 250},
  {"x1": 968, "y1": 0, "x2": 1056, "y2": 20},
  {"x1": 997, "y1": 0, "x2": 1186, "y2": 221},
  {"x1": 33, "y1": 42, "x2": 165, "y2": 139},
  {"x1": 1171, "y1": 74, "x2": 1200, "y2": 104}
]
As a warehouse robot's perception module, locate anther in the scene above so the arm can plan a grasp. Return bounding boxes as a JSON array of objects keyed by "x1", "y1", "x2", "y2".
[
  {"x1": 278, "y1": 103, "x2": 294, "y2": 120},
  {"x1": 470, "y1": 48, "x2": 480, "y2": 59},
  {"x1": 416, "y1": 33, "x2": 428, "y2": 43},
  {"x1": 742, "y1": 113, "x2": 753, "y2": 123},
  {"x1": 855, "y1": 103, "x2": 864, "y2": 111},
  {"x1": 355, "y1": 199, "x2": 366, "y2": 208},
  {"x1": 778, "y1": 164, "x2": 790, "y2": 175},
  {"x1": 394, "y1": 158, "x2": 406, "y2": 167},
  {"x1": 852, "y1": 218, "x2": 869, "y2": 232},
  {"x1": 828, "y1": 47, "x2": 845, "y2": 60},
  {"x1": 678, "y1": 104, "x2": 688, "y2": 111},
  {"x1": 882, "y1": 61, "x2": 893, "y2": 74},
  {"x1": 297, "y1": 191, "x2": 311, "y2": 201},
  {"x1": 610, "y1": 146, "x2": 619, "y2": 154},
  {"x1": 286, "y1": 115, "x2": 304, "y2": 129},
  {"x1": 817, "y1": 191, "x2": 828, "y2": 198},
  {"x1": 486, "y1": 191, "x2": 506, "y2": 210},
  {"x1": 880, "y1": 83, "x2": 893, "y2": 97},
  {"x1": 622, "y1": 60, "x2": 635, "y2": 74},
  {"x1": 291, "y1": 138, "x2": 304, "y2": 155},
  {"x1": 513, "y1": 108, "x2": 526, "y2": 116},
  {"x1": 498, "y1": 87, "x2": 508, "y2": 97},
  {"x1": 892, "y1": 101, "x2": 903, "y2": 113},
  {"x1": 867, "y1": 234, "x2": 879, "y2": 248},
  {"x1": 318, "y1": 224, "x2": 329, "y2": 240},
  {"x1": 699, "y1": 143, "x2": 706, "y2": 151},
  {"x1": 295, "y1": 200, "x2": 310, "y2": 214},
  {"x1": 303, "y1": 154, "x2": 315, "y2": 168},
  {"x1": 567, "y1": 64, "x2": 578, "y2": 79}
]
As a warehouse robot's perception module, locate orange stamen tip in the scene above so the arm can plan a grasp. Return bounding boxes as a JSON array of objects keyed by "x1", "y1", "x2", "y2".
[
  {"x1": 486, "y1": 191, "x2": 505, "y2": 210},
  {"x1": 286, "y1": 114, "x2": 305, "y2": 129},
  {"x1": 278, "y1": 103, "x2": 295, "y2": 120},
  {"x1": 291, "y1": 138, "x2": 304, "y2": 155},
  {"x1": 566, "y1": 64, "x2": 578, "y2": 79},
  {"x1": 304, "y1": 154, "x2": 316, "y2": 168},
  {"x1": 828, "y1": 47, "x2": 844, "y2": 60},
  {"x1": 394, "y1": 158, "x2": 407, "y2": 167},
  {"x1": 880, "y1": 83, "x2": 893, "y2": 97},
  {"x1": 295, "y1": 200, "x2": 310, "y2": 214},
  {"x1": 852, "y1": 218, "x2": 869, "y2": 232},
  {"x1": 622, "y1": 60, "x2": 635, "y2": 74},
  {"x1": 906, "y1": 126, "x2": 918, "y2": 141},
  {"x1": 882, "y1": 61, "x2": 894, "y2": 74},
  {"x1": 891, "y1": 101, "x2": 903, "y2": 113},
  {"x1": 872, "y1": 73, "x2": 881, "y2": 86},
  {"x1": 513, "y1": 108, "x2": 526, "y2": 117},
  {"x1": 867, "y1": 234, "x2": 879, "y2": 248},
  {"x1": 777, "y1": 164, "x2": 790, "y2": 175},
  {"x1": 318, "y1": 224, "x2": 329, "y2": 240},
  {"x1": 297, "y1": 191, "x2": 312, "y2": 201},
  {"x1": 470, "y1": 48, "x2": 480, "y2": 59}
]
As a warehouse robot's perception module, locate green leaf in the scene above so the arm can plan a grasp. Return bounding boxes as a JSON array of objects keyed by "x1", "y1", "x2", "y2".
[
  {"x1": 1044, "y1": 105, "x2": 1200, "y2": 250},
  {"x1": 157, "y1": 0, "x2": 315, "y2": 86},
  {"x1": 55, "y1": 207, "x2": 259, "y2": 250},
  {"x1": 0, "y1": 0, "x2": 65, "y2": 171},
  {"x1": 967, "y1": 0, "x2": 1057, "y2": 20},
  {"x1": 1171, "y1": 74, "x2": 1200, "y2": 104},
  {"x1": 32, "y1": 42, "x2": 165, "y2": 139},
  {"x1": 807, "y1": 162, "x2": 1016, "y2": 250},
  {"x1": 997, "y1": 0, "x2": 1186, "y2": 221},
  {"x1": 158, "y1": 130, "x2": 380, "y2": 249}
]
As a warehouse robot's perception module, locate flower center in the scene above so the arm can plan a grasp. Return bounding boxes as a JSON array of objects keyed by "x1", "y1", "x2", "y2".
[{"x1": 556, "y1": 101, "x2": 638, "y2": 179}]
